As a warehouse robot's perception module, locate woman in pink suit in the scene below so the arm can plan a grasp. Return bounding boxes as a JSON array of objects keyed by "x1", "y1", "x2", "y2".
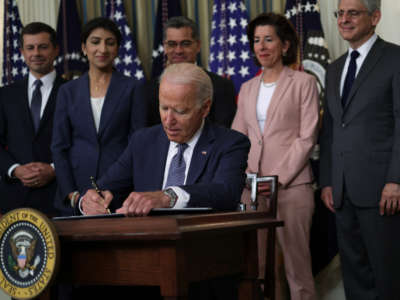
[{"x1": 232, "y1": 13, "x2": 319, "y2": 300}]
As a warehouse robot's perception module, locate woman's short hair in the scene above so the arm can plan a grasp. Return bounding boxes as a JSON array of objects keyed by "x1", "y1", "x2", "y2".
[
  {"x1": 81, "y1": 17, "x2": 122, "y2": 46},
  {"x1": 247, "y1": 13, "x2": 298, "y2": 66}
]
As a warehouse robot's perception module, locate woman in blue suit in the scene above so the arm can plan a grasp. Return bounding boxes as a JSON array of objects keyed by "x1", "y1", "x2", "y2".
[{"x1": 52, "y1": 17, "x2": 147, "y2": 215}]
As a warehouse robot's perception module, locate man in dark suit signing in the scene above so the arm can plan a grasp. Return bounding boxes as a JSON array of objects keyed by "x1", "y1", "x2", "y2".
[
  {"x1": 320, "y1": 0, "x2": 400, "y2": 299},
  {"x1": 81, "y1": 62, "x2": 249, "y2": 216},
  {"x1": 0, "y1": 22, "x2": 64, "y2": 216},
  {"x1": 142, "y1": 16, "x2": 237, "y2": 128}
]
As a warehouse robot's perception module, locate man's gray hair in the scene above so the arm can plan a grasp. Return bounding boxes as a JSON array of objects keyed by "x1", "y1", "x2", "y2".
[
  {"x1": 160, "y1": 63, "x2": 213, "y2": 106},
  {"x1": 340, "y1": 0, "x2": 381, "y2": 12},
  {"x1": 162, "y1": 16, "x2": 200, "y2": 42}
]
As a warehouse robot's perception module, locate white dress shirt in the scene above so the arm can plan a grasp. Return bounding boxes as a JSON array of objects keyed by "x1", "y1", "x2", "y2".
[{"x1": 340, "y1": 34, "x2": 378, "y2": 96}]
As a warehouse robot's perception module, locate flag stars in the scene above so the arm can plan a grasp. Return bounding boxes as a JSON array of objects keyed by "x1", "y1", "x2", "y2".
[
  {"x1": 240, "y1": 18, "x2": 247, "y2": 28},
  {"x1": 240, "y1": 34, "x2": 248, "y2": 45},
  {"x1": 228, "y1": 34, "x2": 237, "y2": 46},
  {"x1": 228, "y1": 2, "x2": 237, "y2": 13},
  {"x1": 217, "y1": 51, "x2": 224, "y2": 62},
  {"x1": 218, "y1": 36, "x2": 224, "y2": 46},
  {"x1": 227, "y1": 66, "x2": 235, "y2": 76},
  {"x1": 124, "y1": 41, "x2": 132, "y2": 51},
  {"x1": 123, "y1": 55, "x2": 132, "y2": 65},
  {"x1": 124, "y1": 25, "x2": 131, "y2": 35},
  {"x1": 240, "y1": 50, "x2": 250, "y2": 62},
  {"x1": 304, "y1": 2, "x2": 312, "y2": 12},
  {"x1": 114, "y1": 11, "x2": 123, "y2": 21},
  {"x1": 239, "y1": 66, "x2": 249, "y2": 77},
  {"x1": 227, "y1": 50, "x2": 236, "y2": 61},
  {"x1": 239, "y1": 2, "x2": 246, "y2": 12},
  {"x1": 135, "y1": 70, "x2": 144, "y2": 80},
  {"x1": 229, "y1": 18, "x2": 237, "y2": 29},
  {"x1": 134, "y1": 57, "x2": 141, "y2": 65}
]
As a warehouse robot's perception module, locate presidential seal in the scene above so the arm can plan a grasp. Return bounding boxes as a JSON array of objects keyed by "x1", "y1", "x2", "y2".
[{"x1": 0, "y1": 208, "x2": 59, "y2": 299}]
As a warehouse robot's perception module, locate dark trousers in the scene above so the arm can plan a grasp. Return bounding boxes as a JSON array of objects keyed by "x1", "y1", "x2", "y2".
[{"x1": 336, "y1": 187, "x2": 400, "y2": 300}]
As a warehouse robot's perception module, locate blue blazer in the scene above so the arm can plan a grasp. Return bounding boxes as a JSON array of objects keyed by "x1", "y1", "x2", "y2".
[
  {"x1": 0, "y1": 76, "x2": 66, "y2": 215},
  {"x1": 51, "y1": 71, "x2": 147, "y2": 215},
  {"x1": 97, "y1": 121, "x2": 250, "y2": 211}
]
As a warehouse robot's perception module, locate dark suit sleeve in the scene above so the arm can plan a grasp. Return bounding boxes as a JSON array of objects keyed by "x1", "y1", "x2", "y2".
[
  {"x1": 319, "y1": 73, "x2": 333, "y2": 188},
  {"x1": 386, "y1": 71, "x2": 400, "y2": 183},
  {"x1": 181, "y1": 132, "x2": 250, "y2": 211},
  {"x1": 0, "y1": 88, "x2": 18, "y2": 176},
  {"x1": 51, "y1": 85, "x2": 77, "y2": 201},
  {"x1": 96, "y1": 140, "x2": 135, "y2": 210},
  {"x1": 207, "y1": 72, "x2": 237, "y2": 128},
  {"x1": 130, "y1": 80, "x2": 150, "y2": 132}
]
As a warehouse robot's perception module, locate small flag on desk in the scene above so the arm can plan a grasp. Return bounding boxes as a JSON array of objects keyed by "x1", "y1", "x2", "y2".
[
  {"x1": 55, "y1": 0, "x2": 88, "y2": 79},
  {"x1": 208, "y1": 0, "x2": 259, "y2": 93},
  {"x1": 1, "y1": 0, "x2": 26, "y2": 86},
  {"x1": 105, "y1": 0, "x2": 145, "y2": 81}
]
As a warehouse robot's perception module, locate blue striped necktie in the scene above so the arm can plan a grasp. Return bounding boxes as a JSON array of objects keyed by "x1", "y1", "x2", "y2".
[{"x1": 165, "y1": 143, "x2": 188, "y2": 187}]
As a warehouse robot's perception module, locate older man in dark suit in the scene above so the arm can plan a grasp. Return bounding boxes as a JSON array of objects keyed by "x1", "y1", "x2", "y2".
[
  {"x1": 140, "y1": 16, "x2": 237, "y2": 128},
  {"x1": 81, "y1": 62, "x2": 249, "y2": 217},
  {"x1": 320, "y1": 0, "x2": 400, "y2": 299},
  {"x1": 0, "y1": 22, "x2": 65, "y2": 216}
]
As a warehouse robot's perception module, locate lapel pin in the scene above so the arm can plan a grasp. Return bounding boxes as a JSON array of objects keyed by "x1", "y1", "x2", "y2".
[{"x1": 201, "y1": 151, "x2": 207, "y2": 155}]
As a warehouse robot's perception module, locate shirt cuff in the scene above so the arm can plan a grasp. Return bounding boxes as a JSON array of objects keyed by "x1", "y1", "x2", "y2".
[
  {"x1": 78, "y1": 197, "x2": 85, "y2": 215},
  {"x1": 168, "y1": 186, "x2": 190, "y2": 208},
  {"x1": 50, "y1": 163, "x2": 55, "y2": 169},
  {"x1": 8, "y1": 164, "x2": 20, "y2": 178}
]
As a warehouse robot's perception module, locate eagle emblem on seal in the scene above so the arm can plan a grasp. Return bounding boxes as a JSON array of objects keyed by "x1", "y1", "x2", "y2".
[{"x1": 8, "y1": 231, "x2": 40, "y2": 278}]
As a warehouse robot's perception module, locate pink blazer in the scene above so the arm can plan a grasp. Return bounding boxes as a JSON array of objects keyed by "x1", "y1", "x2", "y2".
[{"x1": 232, "y1": 66, "x2": 319, "y2": 188}]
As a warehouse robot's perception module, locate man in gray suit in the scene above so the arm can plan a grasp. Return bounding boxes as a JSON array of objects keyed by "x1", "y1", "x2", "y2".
[{"x1": 320, "y1": 0, "x2": 400, "y2": 299}]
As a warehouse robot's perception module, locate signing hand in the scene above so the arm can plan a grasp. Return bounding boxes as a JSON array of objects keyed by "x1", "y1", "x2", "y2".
[
  {"x1": 321, "y1": 186, "x2": 335, "y2": 213},
  {"x1": 116, "y1": 191, "x2": 170, "y2": 216},
  {"x1": 380, "y1": 183, "x2": 400, "y2": 216},
  {"x1": 81, "y1": 189, "x2": 113, "y2": 215}
]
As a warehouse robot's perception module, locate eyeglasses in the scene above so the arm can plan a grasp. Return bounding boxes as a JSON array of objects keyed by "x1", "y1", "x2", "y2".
[
  {"x1": 164, "y1": 40, "x2": 195, "y2": 49},
  {"x1": 334, "y1": 9, "x2": 370, "y2": 19}
]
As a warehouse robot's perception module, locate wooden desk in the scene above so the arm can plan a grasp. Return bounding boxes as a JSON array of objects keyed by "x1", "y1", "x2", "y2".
[{"x1": 48, "y1": 212, "x2": 283, "y2": 300}]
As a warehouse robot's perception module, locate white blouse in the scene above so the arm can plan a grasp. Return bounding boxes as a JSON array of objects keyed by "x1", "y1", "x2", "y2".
[
  {"x1": 90, "y1": 96, "x2": 105, "y2": 132},
  {"x1": 256, "y1": 81, "x2": 276, "y2": 133}
]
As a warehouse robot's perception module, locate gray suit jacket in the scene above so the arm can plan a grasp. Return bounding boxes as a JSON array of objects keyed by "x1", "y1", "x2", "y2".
[{"x1": 320, "y1": 37, "x2": 400, "y2": 208}]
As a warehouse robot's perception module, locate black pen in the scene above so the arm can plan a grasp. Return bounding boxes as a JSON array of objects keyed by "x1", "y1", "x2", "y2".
[{"x1": 90, "y1": 176, "x2": 111, "y2": 214}]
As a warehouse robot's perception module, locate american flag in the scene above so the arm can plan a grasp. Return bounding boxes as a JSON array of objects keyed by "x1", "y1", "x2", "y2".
[
  {"x1": 105, "y1": 0, "x2": 144, "y2": 81},
  {"x1": 55, "y1": 0, "x2": 87, "y2": 79},
  {"x1": 151, "y1": 0, "x2": 182, "y2": 79},
  {"x1": 1, "y1": 0, "x2": 27, "y2": 86},
  {"x1": 208, "y1": 0, "x2": 258, "y2": 93},
  {"x1": 285, "y1": 0, "x2": 330, "y2": 90}
]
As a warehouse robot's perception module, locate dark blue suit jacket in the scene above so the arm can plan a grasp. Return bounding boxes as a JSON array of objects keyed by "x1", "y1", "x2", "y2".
[
  {"x1": 51, "y1": 71, "x2": 147, "y2": 215},
  {"x1": 98, "y1": 122, "x2": 250, "y2": 211},
  {"x1": 0, "y1": 75, "x2": 65, "y2": 215}
]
